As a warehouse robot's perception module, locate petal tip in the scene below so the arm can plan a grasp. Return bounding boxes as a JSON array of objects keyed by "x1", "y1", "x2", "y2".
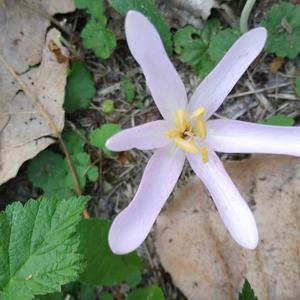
[{"x1": 236, "y1": 229, "x2": 259, "y2": 250}]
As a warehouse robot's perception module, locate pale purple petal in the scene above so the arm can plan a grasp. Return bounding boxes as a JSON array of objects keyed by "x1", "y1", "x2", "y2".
[
  {"x1": 188, "y1": 27, "x2": 267, "y2": 120},
  {"x1": 125, "y1": 11, "x2": 187, "y2": 123},
  {"x1": 187, "y1": 149, "x2": 258, "y2": 249},
  {"x1": 207, "y1": 119, "x2": 300, "y2": 156},
  {"x1": 106, "y1": 120, "x2": 171, "y2": 151},
  {"x1": 109, "y1": 146, "x2": 185, "y2": 254}
]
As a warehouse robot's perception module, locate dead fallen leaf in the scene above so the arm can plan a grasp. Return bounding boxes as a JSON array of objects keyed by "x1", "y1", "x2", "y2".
[
  {"x1": 155, "y1": 155, "x2": 300, "y2": 300},
  {"x1": 0, "y1": 0, "x2": 74, "y2": 185},
  {"x1": 269, "y1": 57, "x2": 285, "y2": 73},
  {"x1": 0, "y1": 28, "x2": 68, "y2": 184},
  {"x1": 169, "y1": 0, "x2": 218, "y2": 20}
]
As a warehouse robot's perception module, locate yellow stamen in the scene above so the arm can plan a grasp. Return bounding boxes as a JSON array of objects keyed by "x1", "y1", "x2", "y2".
[
  {"x1": 196, "y1": 118, "x2": 207, "y2": 138},
  {"x1": 174, "y1": 137, "x2": 198, "y2": 154},
  {"x1": 201, "y1": 146, "x2": 209, "y2": 163},
  {"x1": 176, "y1": 109, "x2": 188, "y2": 132},
  {"x1": 166, "y1": 128, "x2": 181, "y2": 138},
  {"x1": 191, "y1": 107, "x2": 205, "y2": 119}
]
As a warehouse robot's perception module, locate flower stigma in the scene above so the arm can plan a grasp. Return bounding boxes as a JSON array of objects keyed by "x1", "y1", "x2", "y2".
[{"x1": 166, "y1": 107, "x2": 209, "y2": 163}]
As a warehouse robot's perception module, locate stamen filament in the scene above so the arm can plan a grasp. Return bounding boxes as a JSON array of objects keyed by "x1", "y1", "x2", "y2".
[
  {"x1": 166, "y1": 128, "x2": 180, "y2": 138},
  {"x1": 176, "y1": 110, "x2": 188, "y2": 132},
  {"x1": 196, "y1": 118, "x2": 207, "y2": 138},
  {"x1": 174, "y1": 137, "x2": 198, "y2": 154},
  {"x1": 191, "y1": 107, "x2": 205, "y2": 119},
  {"x1": 201, "y1": 146, "x2": 209, "y2": 163}
]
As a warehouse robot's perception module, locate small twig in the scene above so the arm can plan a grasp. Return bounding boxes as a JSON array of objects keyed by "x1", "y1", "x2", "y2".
[
  {"x1": 227, "y1": 82, "x2": 293, "y2": 99},
  {"x1": 114, "y1": 286, "x2": 122, "y2": 300},
  {"x1": 240, "y1": 0, "x2": 257, "y2": 33},
  {"x1": 0, "y1": 53, "x2": 90, "y2": 218}
]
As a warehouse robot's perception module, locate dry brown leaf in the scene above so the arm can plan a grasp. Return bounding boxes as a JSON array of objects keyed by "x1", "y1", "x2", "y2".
[
  {"x1": 156, "y1": 155, "x2": 300, "y2": 300},
  {"x1": 169, "y1": 0, "x2": 218, "y2": 20},
  {"x1": 269, "y1": 57, "x2": 285, "y2": 73},
  {"x1": 0, "y1": 0, "x2": 74, "y2": 185},
  {"x1": 0, "y1": 0, "x2": 74, "y2": 72}
]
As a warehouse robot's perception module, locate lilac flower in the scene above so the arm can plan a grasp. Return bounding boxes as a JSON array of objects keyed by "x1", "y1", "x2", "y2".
[{"x1": 106, "y1": 11, "x2": 300, "y2": 255}]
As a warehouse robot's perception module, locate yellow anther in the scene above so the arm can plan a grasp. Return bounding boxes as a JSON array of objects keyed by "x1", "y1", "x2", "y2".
[
  {"x1": 174, "y1": 137, "x2": 198, "y2": 154},
  {"x1": 196, "y1": 118, "x2": 207, "y2": 138},
  {"x1": 201, "y1": 146, "x2": 209, "y2": 163},
  {"x1": 176, "y1": 109, "x2": 189, "y2": 133},
  {"x1": 166, "y1": 128, "x2": 180, "y2": 139},
  {"x1": 191, "y1": 107, "x2": 205, "y2": 119}
]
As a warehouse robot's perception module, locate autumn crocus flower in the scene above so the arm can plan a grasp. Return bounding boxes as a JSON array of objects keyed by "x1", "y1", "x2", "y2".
[{"x1": 107, "y1": 11, "x2": 300, "y2": 255}]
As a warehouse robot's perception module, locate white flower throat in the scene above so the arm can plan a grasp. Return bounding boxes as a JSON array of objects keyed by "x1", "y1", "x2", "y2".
[{"x1": 166, "y1": 107, "x2": 209, "y2": 163}]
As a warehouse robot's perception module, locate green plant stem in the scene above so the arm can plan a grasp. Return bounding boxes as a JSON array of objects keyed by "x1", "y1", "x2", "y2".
[{"x1": 240, "y1": 0, "x2": 256, "y2": 33}]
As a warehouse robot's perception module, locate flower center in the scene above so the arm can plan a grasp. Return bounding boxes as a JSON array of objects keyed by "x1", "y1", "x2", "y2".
[{"x1": 166, "y1": 107, "x2": 209, "y2": 163}]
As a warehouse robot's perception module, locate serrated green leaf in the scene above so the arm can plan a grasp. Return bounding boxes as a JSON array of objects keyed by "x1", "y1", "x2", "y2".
[
  {"x1": 87, "y1": 167, "x2": 99, "y2": 182},
  {"x1": 27, "y1": 150, "x2": 74, "y2": 198},
  {"x1": 261, "y1": 2, "x2": 300, "y2": 59},
  {"x1": 101, "y1": 293, "x2": 114, "y2": 300},
  {"x1": 63, "y1": 131, "x2": 85, "y2": 156},
  {"x1": 295, "y1": 76, "x2": 300, "y2": 97},
  {"x1": 201, "y1": 19, "x2": 221, "y2": 46},
  {"x1": 0, "y1": 197, "x2": 89, "y2": 300},
  {"x1": 174, "y1": 21, "x2": 240, "y2": 79},
  {"x1": 65, "y1": 61, "x2": 96, "y2": 113},
  {"x1": 78, "y1": 219, "x2": 143, "y2": 286},
  {"x1": 263, "y1": 114, "x2": 295, "y2": 126},
  {"x1": 208, "y1": 28, "x2": 241, "y2": 62},
  {"x1": 90, "y1": 123, "x2": 121, "y2": 156},
  {"x1": 126, "y1": 286, "x2": 164, "y2": 300},
  {"x1": 109, "y1": 0, "x2": 172, "y2": 54},
  {"x1": 121, "y1": 76, "x2": 135, "y2": 102},
  {"x1": 238, "y1": 278, "x2": 258, "y2": 300},
  {"x1": 81, "y1": 18, "x2": 116, "y2": 59},
  {"x1": 102, "y1": 99, "x2": 115, "y2": 114},
  {"x1": 76, "y1": 152, "x2": 91, "y2": 166}
]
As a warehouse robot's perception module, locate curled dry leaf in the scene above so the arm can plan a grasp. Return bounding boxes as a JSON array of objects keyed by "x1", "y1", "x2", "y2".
[
  {"x1": 156, "y1": 155, "x2": 300, "y2": 300},
  {"x1": 0, "y1": 0, "x2": 74, "y2": 185},
  {"x1": 168, "y1": 0, "x2": 218, "y2": 20}
]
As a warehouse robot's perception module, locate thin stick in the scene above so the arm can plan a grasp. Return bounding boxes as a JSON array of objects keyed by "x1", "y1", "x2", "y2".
[
  {"x1": 240, "y1": 0, "x2": 256, "y2": 33},
  {"x1": 0, "y1": 53, "x2": 90, "y2": 218}
]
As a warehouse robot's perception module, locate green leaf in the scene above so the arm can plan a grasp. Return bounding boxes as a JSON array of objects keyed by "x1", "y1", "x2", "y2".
[
  {"x1": 238, "y1": 278, "x2": 258, "y2": 300},
  {"x1": 174, "y1": 20, "x2": 240, "y2": 79},
  {"x1": 261, "y1": 2, "x2": 300, "y2": 59},
  {"x1": 263, "y1": 114, "x2": 295, "y2": 126},
  {"x1": 78, "y1": 219, "x2": 143, "y2": 286},
  {"x1": 27, "y1": 150, "x2": 74, "y2": 198},
  {"x1": 121, "y1": 75, "x2": 135, "y2": 102},
  {"x1": 90, "y1": 123, "x2": 121, "y2": 156},
  {"x1": 87, "y1": 166, "x2": 99, "y2": 182},
  {"x1": 65, "y1": 61, "x2": 96, "y2": 113},
  {"x1": 208, "y1": 28, "x2": 241, "y2": 62},
  {"x1": 0, "y1": 196, "x2": 89, "y2": 300},
  {"x1": 109, "y1": 0, "x2": 172, "y2": 54},
  {"x1": 102, "y1": 99, "x2": 115, "y2": 114},
  {"x1": 75, "y1": 0, "x2": 105, "y2": 21},
  {"x1": 126, "y1": 286, "x2": 165, "y2": 300},
  {"x1": 296, "y1": 76, "x2": 300, "y2": 97},
  {"x1": 101, "y1": 294, "x2": 114, "y2": 300},
  {"x1": 63, "y1": 131, "x2": 85, "y2": 155},
  {"x1": 81, "y1": 18, "x2": 116, "y2": 59}
]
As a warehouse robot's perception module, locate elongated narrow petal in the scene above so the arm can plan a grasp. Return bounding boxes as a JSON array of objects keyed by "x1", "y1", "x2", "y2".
[
  {"x1": 106, "y1": 120, "x2": 171, "y2": 151},
  {"x1": 207, "y1": 119, "x2": 300, "y2": 156},
  {"x1": 125, "y1": 11, "x2": 187, "y2": 123},
  {"x1": 188, "y1": 27, "x2": 267, "y2": 120},
  {"x1": 187, "y1": 149, "x2": 258, "y2": 249},
  {"x1": 109, "y1": 146, "x2": 185, "y2": 254}
]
